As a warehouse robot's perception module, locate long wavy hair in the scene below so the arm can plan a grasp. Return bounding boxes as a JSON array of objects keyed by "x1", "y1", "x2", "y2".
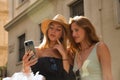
[
  {"x1": 69, "y1": 16, "x2": 99, "y2": 53},
  {"x1": 39, "y1": 22, "x2": 68, "y2": 50}
]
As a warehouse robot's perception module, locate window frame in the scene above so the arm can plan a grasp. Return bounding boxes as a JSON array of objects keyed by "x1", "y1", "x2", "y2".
[
  {"x1": 69, "y1": 0, "x2": 84, "y2": 17},
  {"x1": 19, "y1": 0, "x2": 27, "y2": 5},
  {"x1": 16, "y1": 0, "x2": 29, "y2": 8},
  {"x1": 39, "y1": 23, "x2": 44, "y2": 43},
  {"x1": 113, "y1": 0, "x2": 120, "y2": 29},
  {"x1": 18, "y1": 33, "x2": 25, "y2": 62}
]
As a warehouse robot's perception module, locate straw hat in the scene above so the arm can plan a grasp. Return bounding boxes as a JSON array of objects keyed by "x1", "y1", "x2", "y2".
[{"x1": 41, "y1": 14, "x2": 68, "y2": 34}]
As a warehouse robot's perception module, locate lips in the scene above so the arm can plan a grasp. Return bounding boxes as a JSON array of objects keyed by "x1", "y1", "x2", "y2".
[
  {"x1": 49, "y1": 34, "x2": 57, "y2": 40},
  {"x1": 50, "y1": 34, "x2": 56, "y2": 37}
]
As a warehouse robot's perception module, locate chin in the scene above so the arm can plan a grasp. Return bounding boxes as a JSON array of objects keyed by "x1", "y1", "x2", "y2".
[
  {"x1": 50, "y1": 39, "x2": 57, "y2": 42},
  {"x1": 76, "y1": 42, "x2": 80, "y2": 44},
  {"x1": 74, "y1": 38, "x2": 79, "y2": 42},
  {"x1": 74, "y1": 40, "x2": 79, "y2": 43}
]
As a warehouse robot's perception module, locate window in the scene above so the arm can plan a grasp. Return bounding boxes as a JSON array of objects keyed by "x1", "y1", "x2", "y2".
[
  {"x1": 39, "y1": 24, "x2": 44, "y2": 43},
  {"x1": 113, "y1": 0, "x2": 120, "y2": 29},
  {"x1": 19, "y1": 0, "x2": 26, "y2": 4},
  {"x1": 17, "y1": 0, "x2": 28, "y2": 7},
  {"x1": 69, "y1": 0, "x2": 84, "y2": 17},
  {"x1": 18, "y1": 34, "x2": 25, "y2": 61}
]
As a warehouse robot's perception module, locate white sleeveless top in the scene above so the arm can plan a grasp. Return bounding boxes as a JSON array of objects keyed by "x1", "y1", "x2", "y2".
[{"x1": 73, "y1": 43, "x2": 102, "y2": 80}]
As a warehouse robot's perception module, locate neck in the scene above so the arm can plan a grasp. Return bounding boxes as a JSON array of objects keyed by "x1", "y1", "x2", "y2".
[
  {"x1": 49, "y1": 41, "x2": 57, "y2": 48},
  {"x1": 80, "y1": 40, "x2": 91, "y2": 51}
]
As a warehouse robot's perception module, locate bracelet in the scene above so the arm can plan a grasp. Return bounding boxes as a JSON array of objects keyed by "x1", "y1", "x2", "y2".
[{"x1": 62, "y1": 59, "x2": 69, "y2": 61}]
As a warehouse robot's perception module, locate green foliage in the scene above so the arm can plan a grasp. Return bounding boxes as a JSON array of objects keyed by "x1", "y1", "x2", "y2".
[{"x1": 0, "y1": 66, "x2": 7, "y2": 79}]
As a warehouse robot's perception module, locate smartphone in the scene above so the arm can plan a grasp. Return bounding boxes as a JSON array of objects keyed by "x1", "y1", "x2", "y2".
[{"x1": 24, "y1": 40, "x2": 36, "y2": 60}]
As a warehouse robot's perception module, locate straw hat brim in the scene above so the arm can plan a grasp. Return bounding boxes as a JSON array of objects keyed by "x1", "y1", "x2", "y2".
[{"x1": 41, "y1": 19, "x2": 68, "y2": 34}]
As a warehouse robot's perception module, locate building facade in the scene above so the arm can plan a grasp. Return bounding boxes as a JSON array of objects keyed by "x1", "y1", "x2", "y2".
[
  {"x1": 4, "y1": 0, "x2": 120, "y2": 80},
  {"x1": 0, "y1": 0, "x2": 8, "y2": 78},
  {"x1": 0, "y1": 0, "x2": 8, "y2": 67}
]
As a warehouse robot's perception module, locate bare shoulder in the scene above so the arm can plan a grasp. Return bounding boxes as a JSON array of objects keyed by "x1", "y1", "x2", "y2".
[
  {"x1": 35, "y1": 47, "x2": 41, "y2": 52},
  {"x1": 35, "y1": 47, "x2": 44, "y2": 57},
  {"x1": 97, "y1": 41, "x2": 110, "y2": 57},
  {"x1": 97, "y1": 41, "x2": 108, "y2": 50}
]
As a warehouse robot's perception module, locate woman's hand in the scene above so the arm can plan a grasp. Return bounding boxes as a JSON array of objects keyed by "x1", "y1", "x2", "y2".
[
  {"x1": 54, "y1": 39, "x2": 70, "y2": 73},
  {"x1": 22, "y1": 51, "x2": 38, "y2": 74},
  {"x1": 54, "y1": 39, "x2": 68, "y2": 58}
]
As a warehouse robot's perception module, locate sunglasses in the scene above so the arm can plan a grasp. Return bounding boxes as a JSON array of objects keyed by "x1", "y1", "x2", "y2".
[{"x1": 75, "y1": 70, "x2": 81, "y2": 80}]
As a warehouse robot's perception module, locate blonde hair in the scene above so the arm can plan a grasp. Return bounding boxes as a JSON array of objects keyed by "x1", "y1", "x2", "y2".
[
  {"x1": 69, "y1": 16, "x2": 99, "y2": 52},
  {"x1": 39, "y1": 22, "x2": 68, "y2": 50}
]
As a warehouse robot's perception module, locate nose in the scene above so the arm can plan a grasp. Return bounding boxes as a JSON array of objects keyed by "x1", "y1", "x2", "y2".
[{"x1": 51, "y1": 28, "x2": 56, "y2": 33}]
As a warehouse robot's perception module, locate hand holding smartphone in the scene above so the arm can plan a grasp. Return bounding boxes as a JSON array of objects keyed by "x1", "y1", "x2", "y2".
[{"x1": 24, "y1": 40, "x2": 36, "y2": 60}]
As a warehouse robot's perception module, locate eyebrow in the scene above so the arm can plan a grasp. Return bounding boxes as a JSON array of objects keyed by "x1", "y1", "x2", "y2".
[{"x1": 50, "y1": 23, "x2": 63, "y2": 28}]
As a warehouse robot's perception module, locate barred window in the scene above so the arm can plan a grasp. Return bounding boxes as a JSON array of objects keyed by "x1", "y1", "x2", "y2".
[
  {"x1": 39, "y1": 24, "x2": 44, "y2": 43},
  {"x1": 19, "y1": 0, "x2": 25, "y2": 4},
  {"x1": 18, "y1": 0, "x2": 28, "y2": 5},
  {"x1": 114, "y1": 0, "x2": 120, "y2": 28},
  {"x1": 69, "y1": 0, "x2": 84, "y2": 17},
  {"x1": 18, "y1": 34, "x2": 25, "y2": 61}
]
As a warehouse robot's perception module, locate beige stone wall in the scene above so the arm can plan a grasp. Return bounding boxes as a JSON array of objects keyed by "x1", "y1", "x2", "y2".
[
  {"x1": 0, "y1": 0, "x2": 8, "y2": 66},
  {"x1": 8, "y1": 0, "x2": 42, "y2": 19},
  {"x1": 0, "y1": 46, "x2": 8, "y2": 66}
]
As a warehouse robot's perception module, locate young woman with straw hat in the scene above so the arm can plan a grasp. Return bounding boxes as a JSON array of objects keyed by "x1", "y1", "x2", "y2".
[{"x1": 22, "y1": 14, "x2": 75, "y2": 80}]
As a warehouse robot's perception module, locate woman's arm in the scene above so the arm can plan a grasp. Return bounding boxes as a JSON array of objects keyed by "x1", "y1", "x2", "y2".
[
  {"x1": 54, "y1": 40, "x2": 70, "y2": 73},
  {"x1": 54, "y1": 45, "x2": 70, "y2": 72},
  {"x1": 97, "y1": 42, "x2": 113, "y2": 80}
]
